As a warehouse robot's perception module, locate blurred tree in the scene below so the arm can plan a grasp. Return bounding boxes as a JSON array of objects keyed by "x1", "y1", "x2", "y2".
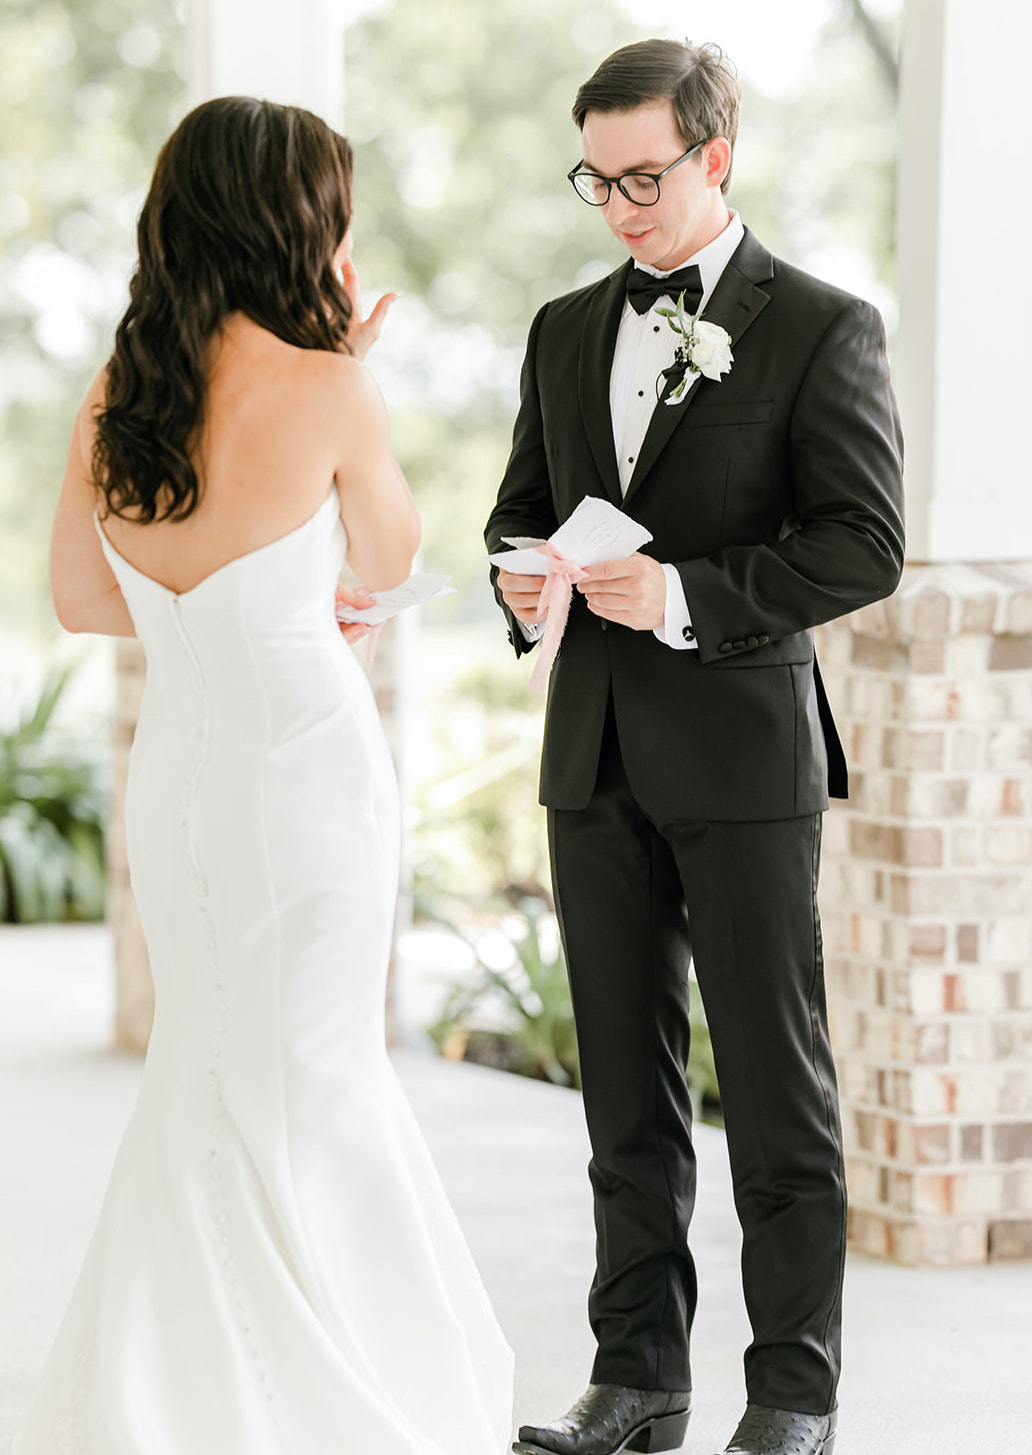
[
  {"x1": 0, "y1": 0, "x2": 185, "y2": 638},
  {"x1": 347, "y1": 0, "x2": 641, "y2": 343},
  {"x1": 732, "y1": 2, "x2": 900, "y2": 312},
  {"x1": 346, "y1": 0, "x2": 653, "y2": 622},
  {"x1": 845, "y1": 0, "x2": 899, "y2": 93}
]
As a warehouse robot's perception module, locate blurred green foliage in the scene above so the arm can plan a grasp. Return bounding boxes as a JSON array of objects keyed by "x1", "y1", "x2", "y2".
[
  {"x1": 428, "y1": 898, "x2": 580, "y2": 1088},
  {"x1": 347, "y1": 0, "x2": 646, "y2": 341},
  {"x1": 0, "y1": 0, "x2": 185, "y2": 637},
  {"x1": 0, "y1": 662, "x2": 108, "y2": 922},
  {"x1": 732, "y1": 7, "x2": 898, "y2": 301},
  {"x1": 411, "y1": 664, "x2": 549, "y2": 906},
  {"x1": 686, "y1": 975, "x2": 720, "y2": 1119}
]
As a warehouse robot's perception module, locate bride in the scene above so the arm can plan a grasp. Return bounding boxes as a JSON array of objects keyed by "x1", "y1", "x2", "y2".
[{"x1": 18, "y1": 96, "x2": 513, "y2": 1454}]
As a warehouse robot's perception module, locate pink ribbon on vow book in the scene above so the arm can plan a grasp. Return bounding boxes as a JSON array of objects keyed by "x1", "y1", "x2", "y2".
[{"x1": 528, "y1": 542, "x2": 588, "y2": 694}]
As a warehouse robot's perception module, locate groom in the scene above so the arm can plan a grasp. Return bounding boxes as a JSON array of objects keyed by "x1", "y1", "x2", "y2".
[{"x1": 485, "y1": 39, "x2": 904, "y2": 1455}]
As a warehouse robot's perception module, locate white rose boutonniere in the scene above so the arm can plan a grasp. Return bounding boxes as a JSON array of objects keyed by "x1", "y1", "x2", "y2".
[{"x1": 656, "y1": 290, "x2": 734, "y2": 405}]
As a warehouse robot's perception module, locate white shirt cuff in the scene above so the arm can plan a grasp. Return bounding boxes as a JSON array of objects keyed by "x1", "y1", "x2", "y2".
[
  {"x1": 517, "y1": 617, "x2": 546, "y2": 642},
  {"x1": 653, "y1": 564, "x2": 698, "y2": 651}
]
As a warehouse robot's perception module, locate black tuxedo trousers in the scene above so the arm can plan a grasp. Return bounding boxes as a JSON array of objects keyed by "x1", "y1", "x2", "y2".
[{"x1": 549, "y1": 702, "x2": 845, "y2": 1412}]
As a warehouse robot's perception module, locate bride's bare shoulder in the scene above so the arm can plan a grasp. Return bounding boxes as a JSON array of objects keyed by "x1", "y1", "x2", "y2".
[
  {"x1": 210, "y1": 320, "x2": 385, "y2": 456},
  {"x1": 296, "y1": 346, "x2": 386, "y2": 420},
  {"x1": 222, "y1": 319, "x2": 375, "y2": 400}
]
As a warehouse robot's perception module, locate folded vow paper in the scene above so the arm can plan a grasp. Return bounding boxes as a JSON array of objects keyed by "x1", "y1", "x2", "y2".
[
  {"x1": 334, "y1": 572, "x2": 453, "y2": 625},
  {"x1": 487, "y1": 495, "x2": 653, "y2": 576},
  {"x1": 488, "y1": 497, "x2": 654, "y2": 692}
]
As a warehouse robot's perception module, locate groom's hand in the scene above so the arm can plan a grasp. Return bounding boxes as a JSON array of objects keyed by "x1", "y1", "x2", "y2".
[
  {"x1": 497, "y1": 569, "x2": 547, "y2": 624},
  {"x1": 578, "y1": 554, "x2": 666, "y2": 630}
]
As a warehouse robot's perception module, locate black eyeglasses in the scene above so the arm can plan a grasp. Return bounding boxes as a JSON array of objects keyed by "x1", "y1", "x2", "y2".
[{"x1": 567, "y1": 140, "x2": 709, "y2": 207}]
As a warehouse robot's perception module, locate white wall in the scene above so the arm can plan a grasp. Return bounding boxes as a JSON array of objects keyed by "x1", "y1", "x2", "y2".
[
  {"x1": 187, "y1": 0, "x2": 345, "y2": 125},
  {"x1": 897, "y1": 0, "x2": 1032, "y2": 561}
]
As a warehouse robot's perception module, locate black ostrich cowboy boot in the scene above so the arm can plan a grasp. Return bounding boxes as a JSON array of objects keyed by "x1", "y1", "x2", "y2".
[
  {"x1": 514, "y1": 1383, "x2": 692, "y2": 1455},
  {"x1": 717, "y1": 1404, "x2": 837, "y2": 1455}
]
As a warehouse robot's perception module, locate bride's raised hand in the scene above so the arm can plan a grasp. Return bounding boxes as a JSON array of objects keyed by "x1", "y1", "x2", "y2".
[{"x1": 339, "y1": 258, "x2": 398, "y2": 362}]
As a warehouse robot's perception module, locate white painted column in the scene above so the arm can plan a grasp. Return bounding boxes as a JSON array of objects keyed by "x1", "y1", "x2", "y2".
[
  {"x1": 896, "y1": 0, "x2": 1032, "y2": 562},
  {"x1": 187, "y1": 0, "x2": 345, "y2": 122}
]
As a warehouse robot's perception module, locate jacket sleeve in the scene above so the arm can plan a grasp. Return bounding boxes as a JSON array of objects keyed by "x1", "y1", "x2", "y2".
[
  {"x1": 676, "y1": 297, "x2": 905, "y2": 664},
  {"x1": 484, "y1": 304, "x2": 560, "y2": 658}
]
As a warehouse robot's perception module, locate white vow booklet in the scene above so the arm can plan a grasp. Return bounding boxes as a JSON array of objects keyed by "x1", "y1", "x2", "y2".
[
  {"x1": 334, "y1": 572, "x2": 454, "y2": 625},
  {"x1": 487, "y1": 495, "x2": 653, "y2": 573}
]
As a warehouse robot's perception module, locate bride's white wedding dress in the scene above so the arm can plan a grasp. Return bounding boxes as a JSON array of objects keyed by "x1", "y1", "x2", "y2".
[{"x1": 14, "y1": 487, "x2": 513, "y2": 1455}]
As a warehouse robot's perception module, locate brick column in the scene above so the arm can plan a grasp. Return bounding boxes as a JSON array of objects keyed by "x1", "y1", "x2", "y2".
[{"x1": 816, "y1": 563, "x2": 1032, "y2": 1264}]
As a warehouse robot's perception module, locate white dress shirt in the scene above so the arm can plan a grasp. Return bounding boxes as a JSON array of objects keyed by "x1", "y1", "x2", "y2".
[
  {"x1": 612, "y1": 210, "x2": 745, "y2": 649},
  {"x1": 519, "y1": 210, "x2": 745, "y2": 649}
]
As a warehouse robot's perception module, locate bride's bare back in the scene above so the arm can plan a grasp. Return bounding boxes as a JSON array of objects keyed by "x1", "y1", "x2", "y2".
[
  {"x1": 99, "y1": 316, "x2": 362, "y2": 594},
  {"x1": 52, "y1": 305, "x2": 419, "y2": 637}
]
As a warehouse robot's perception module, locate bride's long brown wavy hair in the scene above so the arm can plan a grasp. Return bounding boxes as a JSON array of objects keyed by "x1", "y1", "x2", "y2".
[{"x1": 93, "y1": 97, "x2": 355, "y2": 522}]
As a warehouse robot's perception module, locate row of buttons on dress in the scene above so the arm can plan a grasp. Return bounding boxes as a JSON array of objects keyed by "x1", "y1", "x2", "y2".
[{"x1": 169, "y1": 598, "x2": 283, "y2": 1442}]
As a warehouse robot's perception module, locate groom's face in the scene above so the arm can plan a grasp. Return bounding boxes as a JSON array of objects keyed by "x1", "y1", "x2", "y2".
[{"x1": 579, "y1": 100, "x2": 716, "y2": 272}]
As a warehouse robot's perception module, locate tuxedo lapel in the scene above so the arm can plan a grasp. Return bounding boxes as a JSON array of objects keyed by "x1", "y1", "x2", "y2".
[
  {"x1": 623, "y1": 229, "x2": 774, "y2": 507},
  {"x1": 577, "y1": 260, "x2": 634, "y2": 507}
]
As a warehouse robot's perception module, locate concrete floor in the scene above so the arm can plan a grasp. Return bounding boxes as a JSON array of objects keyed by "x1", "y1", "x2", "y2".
[{"x1": 1, "y1": 925, "x2": 1030, "y2": 1454}]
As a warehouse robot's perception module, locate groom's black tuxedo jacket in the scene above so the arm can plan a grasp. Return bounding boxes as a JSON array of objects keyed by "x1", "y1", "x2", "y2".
[{"x1": 486, "y1": 228, "x2": 905, "y2": 821}]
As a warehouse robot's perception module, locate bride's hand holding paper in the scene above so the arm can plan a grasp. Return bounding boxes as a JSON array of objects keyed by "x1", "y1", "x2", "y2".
[
  {"x1": 335, "y1": 571, "x2": 453, "y2": 660},
  {"x1": 334, "y1": 583, "x2": 376, "y2": 643}
]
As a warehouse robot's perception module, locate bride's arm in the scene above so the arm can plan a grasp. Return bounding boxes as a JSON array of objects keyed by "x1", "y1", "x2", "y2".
[
  {"x1": 331, "y1": 358, "x2": 420, "y2": 592},
  {"x1": 50, "y1": 372, "x2": 136, "y2": 637}
]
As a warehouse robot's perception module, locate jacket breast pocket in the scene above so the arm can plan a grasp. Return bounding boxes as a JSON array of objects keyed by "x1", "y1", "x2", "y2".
[{"x1": 678, "y1": 399, "x2": 775, "y2": 429}]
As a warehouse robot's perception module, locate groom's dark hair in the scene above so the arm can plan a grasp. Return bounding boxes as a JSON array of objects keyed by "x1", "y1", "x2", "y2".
[{"x1": 573, "y1": 40, "x2": 740, "y2": 195}]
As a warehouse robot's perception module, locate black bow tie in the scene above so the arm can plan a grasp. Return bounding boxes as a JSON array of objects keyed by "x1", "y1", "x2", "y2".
[{"x1": 626, "y1": 263, "x2": 704, "y2": 316}]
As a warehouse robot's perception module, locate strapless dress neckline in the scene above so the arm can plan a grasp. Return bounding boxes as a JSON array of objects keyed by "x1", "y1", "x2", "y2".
[{"x1": 92, "y1": 484, "x2": 341, "y2": 600}]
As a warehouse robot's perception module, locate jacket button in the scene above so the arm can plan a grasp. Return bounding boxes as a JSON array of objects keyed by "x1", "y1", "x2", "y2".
[
  {"x1": 719, "y1": 642, "x2": 733, "y2": 653},
  {"x1": 758, "y1": 634, "x2": 770, "y2": 645},
  {"x1": 600, "y1": 620, "x2": 608, "y2": 632},
  {"x1": 732, "y1": 639, "x2": 746, "y2": 650},
  {"x1": 746, "y1": 635, "x2": 758, "y2": 648}
]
